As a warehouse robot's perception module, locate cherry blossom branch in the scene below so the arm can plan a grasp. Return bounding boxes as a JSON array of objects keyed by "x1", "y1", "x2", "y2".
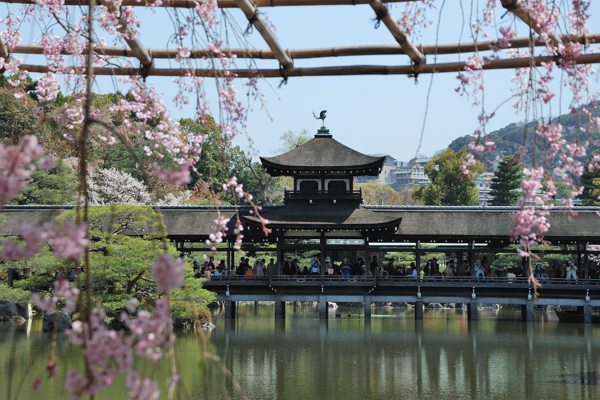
[{"x1": 500, "y1": 0, "x2": 562, "y2": 47}]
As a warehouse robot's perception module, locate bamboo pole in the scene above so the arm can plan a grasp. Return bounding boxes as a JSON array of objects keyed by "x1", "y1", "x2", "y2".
[
  {"x1": 18, "y1": 52, "x2": 600, "y2": 78},
  {"x1": 0, "y1": 37, "x2": 8, "y2": 59},
  {"x1": 368, "y1": 0, "x2": 424, "y2": 66},
  {"x1": 10, "y1": 34, "x2": 598, "y2": 60},
  {"x1": 98, "y1": 0, "x2": 153, "y2": 69},
  {"x1": 234, "y1": 0, "x2": 292, "y2": 69},
  {"x1": 0, "y1": 0, "x2": 414, "y2": 7},
  {"x1": 501, "y1": 0, "x2": 562, "y2": 47}
]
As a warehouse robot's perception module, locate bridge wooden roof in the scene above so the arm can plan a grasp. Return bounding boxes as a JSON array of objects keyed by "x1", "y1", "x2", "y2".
[{"x1": 1, "y1": 205, "x2": 599, "y2": 243}]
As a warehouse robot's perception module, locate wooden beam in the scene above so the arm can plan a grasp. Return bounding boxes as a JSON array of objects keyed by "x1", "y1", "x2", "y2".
[
  {"x1": 9, "y1": 34, "x2": 599, "y2": 60},
  {"x1": 0, "y1": 37, "x2": 8, "y2": 59},
  {"x1": 234, "y1": 0, "x2": 292, "y2": 69},
  {"x1": 368, "y1": 0, "x2": 424, "y2": 66},
  {"x1": 98, "y1": 0, "x2": 153, "y2": 69},
  {"x1": 18, "y1": 52, "x2": 600, "y2": 78},
  {"x1": 0, "y1": 0, "x2": 415, "y2": 7},
  {"x1": 501, "y1": 0, "x2": 562, "y2": 47}
]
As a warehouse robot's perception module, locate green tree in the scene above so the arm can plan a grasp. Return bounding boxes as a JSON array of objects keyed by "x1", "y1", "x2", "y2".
[
  {"x1": 6, "y1": 206, "x2": 215, "y2": 318},
  {"x1": 357, "y1": 181, "x2": 403, "y2": 205},
  {"x1": 10, "y1": 159, "x2": 78, "y2": 205},
  {"x1": 0, "y1": 86, "x2": 37, "y2": 145},
  {"x1": 272, "y1": 128, "x2": 311, "y2": 154},
  {"x1": 181, "y1": 116, "x2": 282, "y2": 205},
  {"x1": 229, "y1": 147, "x2": 283, "y2": 205},
  {"x1": 489, "y1": 156, "x2": 522, "y2": 206},
  {"x1": 412, "y1": 148, "x2": 484, "y2": 206}
]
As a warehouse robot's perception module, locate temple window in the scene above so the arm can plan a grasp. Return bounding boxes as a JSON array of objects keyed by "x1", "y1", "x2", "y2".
[
  {"x1": 298, "y1": 180, "x2": 320, "y2": 191},
  {"x1": 327, "y1": 180, "x2": 348, "y2": 192}
]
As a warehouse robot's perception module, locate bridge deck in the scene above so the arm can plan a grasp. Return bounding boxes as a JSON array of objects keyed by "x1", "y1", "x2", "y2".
[{"x1": 204, "y1": 276, "x2": 600, "y2": 307}]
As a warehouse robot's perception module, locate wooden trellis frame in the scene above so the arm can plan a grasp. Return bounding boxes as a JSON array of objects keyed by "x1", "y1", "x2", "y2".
[{"x1": 0, "y1": 0, "x2": 598, "y2": 78}]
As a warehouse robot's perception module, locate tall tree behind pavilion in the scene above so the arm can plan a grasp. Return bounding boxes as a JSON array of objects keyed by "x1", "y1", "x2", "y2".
[
  {"x1": 489, "y1": 156, "x2": 522, "y2": 206},
  {"x1": 412, "y1": 148, "x2": 484, "y2": 206}
]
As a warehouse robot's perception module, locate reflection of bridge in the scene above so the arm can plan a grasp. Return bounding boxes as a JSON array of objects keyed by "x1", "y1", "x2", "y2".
[{"x1": 204, "y1": 276, "x2": 600, "y2": 322}]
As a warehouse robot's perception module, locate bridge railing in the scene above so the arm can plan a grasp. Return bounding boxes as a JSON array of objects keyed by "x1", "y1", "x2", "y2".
[{"x1": 204, "y1": 275, "x2": 600, "y2": 286}]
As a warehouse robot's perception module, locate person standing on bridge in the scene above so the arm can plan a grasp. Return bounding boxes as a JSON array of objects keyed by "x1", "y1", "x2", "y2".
[
  {"x1": 474, "y1": 260, "x2": 485, "y2": 279},
  {"x1": 283, "y1": 257, "x2": 295, "y2": 277},
  {"x1": 266, "y1": 258, "x2": 276, "y2": 275},
  {"x1": 370, "y1": 256, "x2": 380, "y2": 274},
  {"x1": 408, "y1": 263, "x2": 418, "y2": 280},
  {"x1": 459, "y1": 259, "x2": 470, "y2": 277},
  {"x1": 310, "y1": 255, "x2": 321, "y2": 276},
  {"x1": 340, "y1": 257, "x2": 352, "y2": 279},
  {"x1": 566, "y1": 261, "x2": 578, "y2": 280},
  {"x1": 444, "y1": 260, "x2": 455, "y2": 278}
]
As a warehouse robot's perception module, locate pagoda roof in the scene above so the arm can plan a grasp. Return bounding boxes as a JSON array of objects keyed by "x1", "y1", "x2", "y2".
[
  {"x1": 242, "y1": 204, "x2": 402, "y2": 230},
  {"x1": 260, "y1": 133, "x2": 385, "y2": 176}
]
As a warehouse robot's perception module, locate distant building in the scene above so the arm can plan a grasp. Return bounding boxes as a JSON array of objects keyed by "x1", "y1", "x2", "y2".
[
  {"x1": 356, "y1": 154, "x2": 396, "y2": 184},
  {"x1": 358, "y1": 156, "x2": 432, "y2": 191},
  {"x1": 389, "y1": 158, "x2": 431, "y2": 191},
  {"x1": 475, "y1": 172, "x2": 495, "y2": 205}
]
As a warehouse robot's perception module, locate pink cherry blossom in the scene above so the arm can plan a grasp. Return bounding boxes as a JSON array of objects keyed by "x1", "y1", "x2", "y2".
[{"x1": 151, "y1": 254, "x2": 185, "y2": 291}]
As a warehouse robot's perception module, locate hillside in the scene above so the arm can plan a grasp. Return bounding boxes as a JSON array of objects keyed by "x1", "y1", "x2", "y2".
[{"x1": 448, "y1": 105, "x2": 600, "y2": 171}]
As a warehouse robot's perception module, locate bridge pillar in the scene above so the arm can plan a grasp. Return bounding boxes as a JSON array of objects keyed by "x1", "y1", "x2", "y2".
[
  {"x1": 319, "y1": 296, "x2": 328, "y2": 318},
  {"x1": 468, "y1": 302, "x2": 478, "y2": 320},
  {"x1": 521, "y1": 302, "x2": 534, "y2": 321},
  {"x1": 254, "y1": 301, "x2": 259, "y2": 313},
  {"x1": 364, "y1": 296, "x2": 371, "y2": 318},
  {"x1": 293, "y1": 301, "x2": 298, "y2": 313},
  {"x1": 583, "y1": 304, "x2": 592, "y2": 324},
  {"x1": 275, "y1": 298, "x2": 286, "y2": 318},
  {"x1": 414, "y1": 301, "x2": 424, "y2": 320},
  {"x1": 225, "y1": 301, "x2": 236, "y2": 319}
]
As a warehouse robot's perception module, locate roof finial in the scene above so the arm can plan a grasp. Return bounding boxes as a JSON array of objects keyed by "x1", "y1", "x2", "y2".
[
  {"x1": 312, "y1": 110, "x2": 330, "y2": 137},
  {"x1": 313, "y1": 110, "x2": 327, "y2": 129}
]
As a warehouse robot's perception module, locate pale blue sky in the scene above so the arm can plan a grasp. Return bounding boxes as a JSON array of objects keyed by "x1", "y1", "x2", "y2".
[{"x1": 10, "y1": 1, "x2": 600, "y2": 161}]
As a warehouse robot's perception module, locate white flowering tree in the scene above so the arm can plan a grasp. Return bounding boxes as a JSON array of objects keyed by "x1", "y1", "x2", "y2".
[{"x1": 88, "y1": 168, "x2": 189, "y2": 206}]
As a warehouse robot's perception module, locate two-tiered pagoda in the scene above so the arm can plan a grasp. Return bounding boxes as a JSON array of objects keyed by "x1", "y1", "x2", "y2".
[{"x1": 242, "y1": 116, "x2": 403, "y2": 263}]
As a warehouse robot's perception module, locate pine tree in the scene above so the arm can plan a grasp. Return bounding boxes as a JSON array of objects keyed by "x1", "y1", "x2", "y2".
[
  {"x1": 10, "y1": 159, "x2": 78, "y2": 205},
  {"x1": 489, "y1": 156, "x2": 522, "y2": 206},
  {"x1": 579, "y1": 156, "x2": 600, "y2": 206}
]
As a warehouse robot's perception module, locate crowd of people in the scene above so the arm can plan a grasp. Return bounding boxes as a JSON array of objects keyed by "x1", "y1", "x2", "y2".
[{"x1": 191, "y1": 254, "x2": 593, "y2": 281}]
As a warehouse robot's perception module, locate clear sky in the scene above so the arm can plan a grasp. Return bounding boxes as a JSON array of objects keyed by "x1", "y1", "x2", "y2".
[{"x1": 11, "y1": 1, "x2": 600, "y2": 161}]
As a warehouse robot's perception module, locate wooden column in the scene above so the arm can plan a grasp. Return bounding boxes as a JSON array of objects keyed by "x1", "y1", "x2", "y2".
[
  {"x1": 320, "y1": 231, "x2": 325, "y2": 278},
  {"x1": 468, "y1": 242, "x2": 474, "y2": 276},
  {"x1": 319, "y1": 296, "x2": 328, "y2": 318},
  {"x1": 225, "y1": 301, "x2": 236, "y2": 319},
  {"x1": 415, "y1": 240, "x2": 421, "y2": 277},
  {"x1": 275, "y1": 296, "x2": 286, "y2": 318},
  {"x1": 583, "y1": 304, "x2": 592, "y2": 324},
  {"x1": 578, "y1": 242, "x2": 583, "y2": 277},
  {"x1": 364, "y1": 295, "x2": 371, "y2": 318},
  {"x1": 468, "y1": 302, "x2": 478, "y2": 320},
  {"x1": 414, "y1": 300, "x2": 424, "y2": 320},
  {"x1": 227, "y1": 242, "x2": 231, "y2": 270},
  {"x1": 521, "y1": 302, "x2": 534, "y2": 321},
  {"x1": 583, "y1": 242, "x2": 589, "y2": 279}
]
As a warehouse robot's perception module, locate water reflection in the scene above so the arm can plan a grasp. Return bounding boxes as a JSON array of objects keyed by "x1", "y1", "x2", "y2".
[
  {"x1": 208, "y1": 305, "x2": 600, "y2": 400},
  {"x1": 1, "y1": 306, "x2": 599, "y2": 399}
]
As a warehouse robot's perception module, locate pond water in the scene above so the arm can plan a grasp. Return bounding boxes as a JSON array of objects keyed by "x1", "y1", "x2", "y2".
[{"x1": 1, "y1": 304, "x2": 600, "y2": 399}]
